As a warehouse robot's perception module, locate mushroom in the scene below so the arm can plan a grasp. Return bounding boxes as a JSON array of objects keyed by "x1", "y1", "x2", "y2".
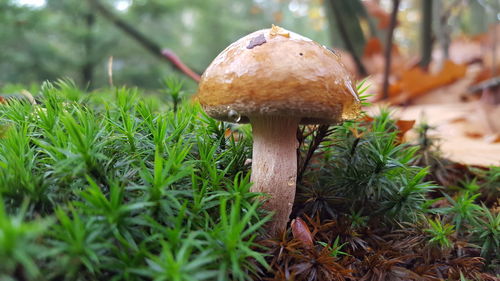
[{"x1": 196, "y1": 25, "x2": 361, "y2": 235}]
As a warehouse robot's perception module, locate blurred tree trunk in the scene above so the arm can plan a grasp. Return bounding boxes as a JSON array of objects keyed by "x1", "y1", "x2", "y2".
[
  {"x1": 350, "y1": 0, "x2": 378, "y2": 39},
  {"x1": 435, "y1": 0, "x2": 464, "y2": 64},
  {"x1": 381, "y1": 0, "x2": 400, "y2": 100},
  {"x1": 434, "y1": 1, "x2": 449, "y2": 61},
  {"x1": 324, "y1": 0, "x2": 367, "y2": 76},
  {"x1": 469, "y1": 0, "x2": 488, "y2": 35},
  {"x1": 82, "y1": 11, "x2": 95, "y2": 89},
  {"x1": 420, "y1": 0, "x2": 433, "y2": 69}
]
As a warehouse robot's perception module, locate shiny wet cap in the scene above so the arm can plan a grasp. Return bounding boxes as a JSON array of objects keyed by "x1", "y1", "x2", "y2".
[{"x1": 196, "y1": 25, "x2": 361, "y2": 124}]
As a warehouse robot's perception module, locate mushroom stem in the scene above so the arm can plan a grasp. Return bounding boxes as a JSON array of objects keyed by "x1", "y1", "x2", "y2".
[{"x1": 250, "y1": 116, "x2": 300, "y2": 235}]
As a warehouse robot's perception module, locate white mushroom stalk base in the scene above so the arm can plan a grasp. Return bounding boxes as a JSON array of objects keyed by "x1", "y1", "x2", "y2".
[{"x1": 250, "y1": 116, "x2": 300, "y2": 235}]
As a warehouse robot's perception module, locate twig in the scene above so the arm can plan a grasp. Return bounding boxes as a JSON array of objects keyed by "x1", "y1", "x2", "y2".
[
  {"x1": 86, "y1": 0, "x2": 200, "y2": 82},
  {"x1": 381, "y1": 0, "x2": 401, "y2": 100},
  {"x1": 20, "y1": 90, "x2": 36, "y2": 105},
  {"x1": 107, "y1": 56, "x2": 114, "y2": 87},
  {"x1": 161, "y1": 49, "x2": 201, "y2": 82},
  {"x1": 297, "y1": 125, "x2": 331, "y2": 183}
]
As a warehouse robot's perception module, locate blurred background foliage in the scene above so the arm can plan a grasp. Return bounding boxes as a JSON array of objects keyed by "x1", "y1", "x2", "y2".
[{"x1": 0, "y1": 0, "x2": 498, "y2": 92}]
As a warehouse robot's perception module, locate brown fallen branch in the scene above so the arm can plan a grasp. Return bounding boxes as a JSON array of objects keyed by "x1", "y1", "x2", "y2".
[
  {"x1": 86, "y1": 0, "x2": 200, "y2": 82},
  {"x1": 161, "y1": 49, "x2": 200, "y2": 82}
]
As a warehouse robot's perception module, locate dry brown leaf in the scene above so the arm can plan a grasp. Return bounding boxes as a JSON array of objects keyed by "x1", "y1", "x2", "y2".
[
  {"x1": 291, "y1": 217, "x2": 314, "y2": 248},
  {"x1": 224, "y1": 127, "x2": 241, "y2": 141},
  {"x1": 472, "y1": 66, "x2": 500, "y2": 87},
  {"x1": 387, "y1": 60, "x2": 467, "y2": 104},
  {"x1": 446, "y1": 38, "x2": 483, "y2": 65},
  {"x1": 371, "y1": 102, "x2": 500, "y2": 167},
  {"x1": 363, "y1": 37, "x2": 384, "y2": 58},
  {"x1": 396, "y1": 119, "x2": 416, "y2": 143},
  {"x1": 358, "y1": 115, "x2": 415, "y2": 143},
  {"x1": 450, "y1": 117, "x2": 467, "y2": 123},
  {"x1": 465, "y1": 132, "x2": 483, "y2": 139},
  {"x1": 363, "y1": 0, "x2": 393, "y2": 29},
  {"x1": 487, "y1": 134, "x2": 500, "y2": 143}
]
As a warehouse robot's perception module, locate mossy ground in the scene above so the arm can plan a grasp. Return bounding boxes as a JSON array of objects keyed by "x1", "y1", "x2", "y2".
[{"x1": 0, "y1": 80, "x2": 498, "y2": 281}]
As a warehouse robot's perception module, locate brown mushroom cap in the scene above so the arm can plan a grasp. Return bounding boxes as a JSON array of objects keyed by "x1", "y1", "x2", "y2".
[{"x1": 196, "y1": 25, "x2": 361, "y2": 124}]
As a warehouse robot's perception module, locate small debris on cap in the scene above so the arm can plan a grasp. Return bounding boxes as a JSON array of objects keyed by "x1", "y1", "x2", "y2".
[
  {"x1": 247, "y1": 34, "x2": 267, "y2": 49},
  {"x1": 270, "y1": 24, "x2": 290, "y2": 38}
]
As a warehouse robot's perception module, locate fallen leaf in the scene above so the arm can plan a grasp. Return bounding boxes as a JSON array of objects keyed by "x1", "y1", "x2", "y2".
[
  {"x1": 364, "y1": 37, "x2": 383, "y2": 58},
  {"x1": 473, "y1": 68, "x2": 494, "y2": 86},
  {"x1": 450, "y1": 117, "x2": 467, "y2": 123},
  {"x1": 446, "y1": 37, "x2": 483, "y2": 65},
  {"x1": 224, "y1": 127, "x2": 241, "y2": 141},
  {"x1": 465, "y1": 132, "x2": 483, "y2": 139},
  {"x1": 363, "y1": 0, "x2": 393, "y2": 29},
  {"x1": 358, "y1": 115, "x2": 414, "y2": 143},
  {"x1": 396, "y1": 119, "x2": 416, "y2": 143},
  {"x1": 387, "y1": 60, "x2": 467, "y2": 104},
  {"x1": 291, "y1": 217, "x2": 313, "y2": 248},
  {"x1": 484, "y1": 134, "x2": 500, "y2": 143},
  {"x1": 372, "y1": 102, "x2": 500, "y2": 167}
]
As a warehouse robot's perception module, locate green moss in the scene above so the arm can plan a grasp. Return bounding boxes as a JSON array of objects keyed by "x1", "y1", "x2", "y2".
[{"x1": 0, "y1": 80, "x2": 498, "y2": 280}]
